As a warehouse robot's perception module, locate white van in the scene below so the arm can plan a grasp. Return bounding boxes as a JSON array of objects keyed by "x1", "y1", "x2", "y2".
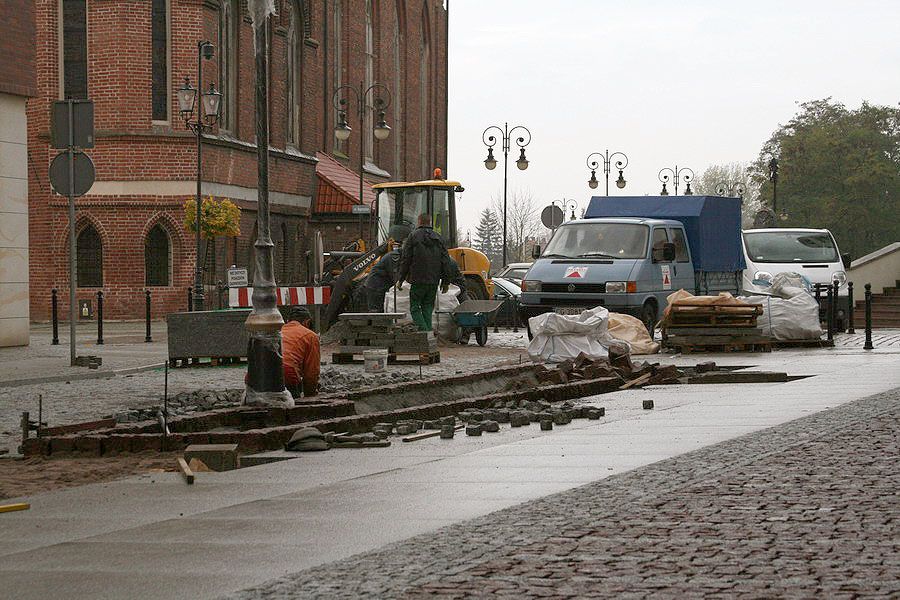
[{"x1": 741, "y1": 228, "x2": 851, "y2": 329}]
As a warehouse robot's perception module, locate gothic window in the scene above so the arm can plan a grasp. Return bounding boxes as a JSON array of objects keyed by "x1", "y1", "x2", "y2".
[
  {"x1": 420, "y1": 7, "x2": 431, "y2": 178},
  {"x1": 76, "y1": 225, "x2": 102, "y2": 287},
  {"x1": 144, "y1": 225, "x2": 170, "y2": 286},
  {"x1": 219, "y1": 0, "x2": 238, "y2": 133},
  {"x1": 151, "y1": 0, "x2": 169, "y2": 121},
  {"x1": 286, "y1": 1, "x2": 302, "y2": 147},
  {"x1": 333, "y1": 0, "x2": 345, "y2": 154},
  {"x1": 62, "y1": 0, "x2": 88, "y2": 100},
  {"x1": 364, "y1": 0, "x2": 375, "y2": 162},
  {"x1": 392, "y1": 10, "x2": 402, "y2": 177}
]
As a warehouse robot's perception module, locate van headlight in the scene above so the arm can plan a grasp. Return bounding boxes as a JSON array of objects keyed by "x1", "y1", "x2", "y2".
[
  {"x1": 521, "y1": 280, "x2": 541, "y2": 292},
  {"x1": 753, "y1": 271, "x2": 773, "y2": 286},
  {"x1": 606, "y1": 281, "x2": 626, "y2": 293},
  {"x1": 832, "y1": 271, "x2": 846, "y2": 286}
]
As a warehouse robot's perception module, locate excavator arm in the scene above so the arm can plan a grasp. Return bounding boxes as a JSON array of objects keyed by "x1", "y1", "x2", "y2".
[{"x1": 321, "y1": 240, "x2": 392, "y2": 331}]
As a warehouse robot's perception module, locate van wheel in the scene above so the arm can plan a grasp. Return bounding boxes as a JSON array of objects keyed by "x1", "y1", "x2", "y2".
[{"x1": 640, "y1": 301, "x2": 657, "y2": 335}]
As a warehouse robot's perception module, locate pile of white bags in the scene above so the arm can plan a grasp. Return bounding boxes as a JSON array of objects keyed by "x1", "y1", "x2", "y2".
[
  {"x1": 527, "y1": 306, "x2": 612, "y2": 363},
  {"x1": 739, "y1": 273, "x2": 822, "y2": 341},
  {"x1": 384, "y1": 283, "x2": 461, "y2": 341}
]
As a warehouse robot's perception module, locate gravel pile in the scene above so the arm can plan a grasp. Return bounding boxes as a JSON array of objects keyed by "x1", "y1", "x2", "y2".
[{"x1": 318, "y1": 367, "x2": 421, "y2": 393}]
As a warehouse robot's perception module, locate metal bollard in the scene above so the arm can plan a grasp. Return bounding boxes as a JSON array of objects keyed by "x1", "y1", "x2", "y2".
[
  {"x1": 847, "y1": 281, "x2": 855, "y2": 334},
  {"x1": 96, "y1": 290, "x2": 104, "y2": 345},
  {"x1": 145, "y1": 290, "x2": 152, "y2": 343},
  {"x1": 826, "y1": 284, "x2": 834, "y2": 343},
  {"x1": 51, "y1": 288, "x2": 59, "y2": 345},
  {"x1": 863, "y1": 283, "x2": 873, "y2": 350},
  {"x1": 187, "y1": 287, "x2": 193, "y2": 312},
  {"x1": 833, "y1": 280, "x2": 840, "y2": 333}
]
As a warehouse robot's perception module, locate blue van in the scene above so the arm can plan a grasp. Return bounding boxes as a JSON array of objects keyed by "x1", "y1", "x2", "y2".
[{"x1": 519, "y1": 196, "x2": 746, "y2": 333}]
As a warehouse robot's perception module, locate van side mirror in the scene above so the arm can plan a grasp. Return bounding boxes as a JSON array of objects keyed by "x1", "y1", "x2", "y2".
[
  {"x1": 653, "y1": 242, "x2": 676, "y2": 263},
  {"x1": 531, "y1": 245, "x2": 541, "y2": 259},
  {"x1": 841, "y1": 252, "x2": 851, "y2": 267}
]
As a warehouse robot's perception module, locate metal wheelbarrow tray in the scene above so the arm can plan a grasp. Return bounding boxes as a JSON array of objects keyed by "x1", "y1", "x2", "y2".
[{"x1": 452, "y1": 299, "x2": 505, "y2": 346}]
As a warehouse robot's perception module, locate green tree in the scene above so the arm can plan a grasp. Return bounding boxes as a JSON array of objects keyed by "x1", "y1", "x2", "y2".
[
  {"x1": 750, "y1": 98, "x2": 900, "y2": 258},
  {"x1": 473, "y1": 207, "x2": 502, "y2": 268}
]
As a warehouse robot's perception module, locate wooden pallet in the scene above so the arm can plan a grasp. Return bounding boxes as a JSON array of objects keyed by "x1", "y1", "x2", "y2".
[
  {"x1": 170, "y1": 356, "x2": 246, "y2": 368},
  {"x1": 668, "y1": 340, "x2": 772, "y2": 354},
  {"x1": 664, "y1": 330, "x2": 772, "y2": 354},
  {"x1": 331, "y1": 351, "x2": 441, "y2": 365},
  {"x1": 772, "y1": 338, "x2": 834, "y2": 348},
  {"x1": 668, "y1": 303, "x2": 762, "y2": 328}
]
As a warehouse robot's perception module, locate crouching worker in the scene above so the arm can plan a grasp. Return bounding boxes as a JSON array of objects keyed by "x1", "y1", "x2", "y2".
[
  {"x1": 364, "y1": 246, "x2": 401, "y2": 312},
  {"x1": 441, "y1": 253, "x2": 470, "y2": 305},
  {"x1": 282, "y1": 307, "x2": 320, "y2": 398}
]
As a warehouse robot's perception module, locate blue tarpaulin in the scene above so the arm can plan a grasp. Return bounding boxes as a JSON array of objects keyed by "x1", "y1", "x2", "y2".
[{"x1": 584, "y1": 196, "x2": 746, "y2": 272}]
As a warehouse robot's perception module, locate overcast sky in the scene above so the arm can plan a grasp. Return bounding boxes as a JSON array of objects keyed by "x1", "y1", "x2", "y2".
[{"x1": 446, "y1": 0, "x2": 900, "y2": 237}]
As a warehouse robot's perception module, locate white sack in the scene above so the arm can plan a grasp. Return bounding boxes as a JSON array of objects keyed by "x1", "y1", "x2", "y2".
[
  {"x1": 608, "y1": 313, "x2": 660, "y2": 355},
  {"x1": 527, "y1": 306, "x2": 611, "y2": 363},
  {"x1": 769, "y1": 272, "x2": 813, "y2": 298},
  {"x1": 739, "y1": 293, "x2": 823, "y2": 341},
  {"x1": 384, "y1": 284, "x2": 461, "y2": 340}
]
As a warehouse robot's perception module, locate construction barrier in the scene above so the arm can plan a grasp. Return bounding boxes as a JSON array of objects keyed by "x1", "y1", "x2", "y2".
[{"x1": 228, "y1": 286, "x2": 332, "y2": 308}]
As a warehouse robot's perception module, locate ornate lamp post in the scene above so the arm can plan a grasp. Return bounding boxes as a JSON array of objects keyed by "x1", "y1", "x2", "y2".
[
  {"x1": 658, "y1": 165, "x2": 694, "y2": 196},
  {"x1": 715, "y1": 181, "x2": 747, "y2": 198},
  {"x1": 178, "y1": 41, "x2": 221, "y2": 312},
  {"x1": 332, "y1": 82, "x2": 392, "y2": 232},
  {"x1": 482, "y1": 123, "x2": 531, "y2": 267},
  {"x1": 244, "y1": 1, "x2": 291, "y2": 407},
  {"x1": 586, "y1": 150, "x2": 628, "y2": 195}
]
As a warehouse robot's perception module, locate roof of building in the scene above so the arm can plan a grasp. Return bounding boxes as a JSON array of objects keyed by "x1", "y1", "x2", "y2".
[
  {"x1": 372, "y1": 179, "x2": 463, "y2": 189},
  {"x1": 314, "y1": 152, "x2": 376, "y2": 213}
]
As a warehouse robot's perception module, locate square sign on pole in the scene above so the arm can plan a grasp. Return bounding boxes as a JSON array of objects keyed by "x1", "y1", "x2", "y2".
[{"x1": 51, "y1": 100, "x2": 94, "y2": 149}]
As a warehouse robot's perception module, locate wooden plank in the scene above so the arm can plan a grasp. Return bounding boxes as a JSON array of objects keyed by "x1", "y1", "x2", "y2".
[
  {"x1": 618, "y1": 372, "x2": 652, "y2": 390},
  {"x1": 664, "y1": 326, "x2": 763, "y2": 336},
  {"x1": 667, "y1": 334, "x2": 772, "y2": 346},
  {"x1": 0, "y1": 503, "x2": 30, "y2": 514},
  {"x1": 401, "y1": 424, "x2": 465, "y2": 442},
  {"x1": 177, "y1": 457, "x2": 194, "y2": 485}
]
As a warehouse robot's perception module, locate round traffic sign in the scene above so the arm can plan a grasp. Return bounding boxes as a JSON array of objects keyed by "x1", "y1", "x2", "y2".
[
  {"x1": 49, "y1": 151, "x2": 96, "y2": 197},
  {"x1": 540, "y1": 204, "x2": 565, "y2": 229}
]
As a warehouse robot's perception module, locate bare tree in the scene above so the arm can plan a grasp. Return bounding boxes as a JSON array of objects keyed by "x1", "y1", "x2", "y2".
[
  {"x1": 492, "y1": 188, "x2": 541, "y2": 263},
  {"x1": 692, "y1": 161, "x2": 762, "y2": 227}
]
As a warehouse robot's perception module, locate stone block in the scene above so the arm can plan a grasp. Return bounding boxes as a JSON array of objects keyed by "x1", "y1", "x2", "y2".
[
  {"x1": 481, "y1": 420, "x2": 500, "y2": 433},
  {"x1": 184, "y1": 443, "x2": 240, "y2": 471},
  {"x1": 540, "y1": 419, "x2": 553, "y2": 431},
  {"x1": 643, "y1": 400, "x2": 654, "y2": 410},
  {"x1": 465, "y1": 424, "x2": 482, "y2": 436},
  {"x1": 439, "y1": 426, "x2": 455, "y2": 439}
]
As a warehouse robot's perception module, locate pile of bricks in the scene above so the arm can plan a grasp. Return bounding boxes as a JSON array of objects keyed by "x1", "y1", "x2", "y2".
[
  {"x1": 334, "y1": 312, "x2": 437, "y2": 360},
  {"x1": 534, "y1": 348, "x2": 683, "y2": 388}
]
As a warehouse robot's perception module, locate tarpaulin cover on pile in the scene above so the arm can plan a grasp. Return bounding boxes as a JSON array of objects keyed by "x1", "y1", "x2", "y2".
[{"x1": 584, "y1": 195, "x2": 746, "y2": 273}]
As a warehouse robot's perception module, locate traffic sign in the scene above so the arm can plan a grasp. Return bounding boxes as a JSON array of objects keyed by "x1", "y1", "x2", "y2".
[
  {"x1": 51, "y1": 100, "x2": 94, "y2": 149},
  {"x1": 541, "y1": 205, "x2": 565, "y2": 229},
  {"x1": 49, "y1": 151, "x2": 95, "y2": 197},
  {"x1": 227, "y1": 267, "x2": 249, "y2": 287},
  {"x1": 351, "y1": 204, "x2": 371, "y2": 215}
]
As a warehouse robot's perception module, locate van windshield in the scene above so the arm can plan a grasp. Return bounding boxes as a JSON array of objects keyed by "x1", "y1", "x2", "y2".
[
  {"x1": 743, "y1": 231, "x2": 838, "y2": 263},
  {"x1": 543, "y1": 223, "x2": 649, "y2": 259}
]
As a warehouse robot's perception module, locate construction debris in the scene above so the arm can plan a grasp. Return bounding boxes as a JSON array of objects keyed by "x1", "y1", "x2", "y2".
[{"x1": 333, "y1": 313, "x2": 439, "y2": 364}]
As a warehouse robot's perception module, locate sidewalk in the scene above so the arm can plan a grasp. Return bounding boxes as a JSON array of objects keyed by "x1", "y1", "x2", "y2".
[
  {"x1": 1, "y1": 346, "x2": 898, "y2": 599},
  {"x1": 0, "y1": 322, "x2": 170, "y2": 387}
]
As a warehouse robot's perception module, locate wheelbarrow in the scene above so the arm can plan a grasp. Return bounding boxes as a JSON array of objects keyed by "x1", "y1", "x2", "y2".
[{"x1": 452, "y1": 299, "x2": 505, "y2": 346}]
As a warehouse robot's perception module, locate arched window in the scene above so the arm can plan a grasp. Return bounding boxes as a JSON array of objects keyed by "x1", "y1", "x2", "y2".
[
  {"x1": 219, "y1": 0, "x2": 238, "y2": 133},
  {"x1": 363, "y1": 0, "x2": 375, "y2": 162},
  {"x1": 62, "y1": 0, "x2": 88, "y2": 100},
  {"x1": 76, "y1": 224, "x2": 102, "y2": 287},
  {"x1": 420, "y1": 6, "x2": 431, "y2": 178},
  {"x1": 145, "y1": 224, "x2": 170, "y2": 286},
  {"x1": 286, "y1": 1, "x2": 302, "y2": 147}
]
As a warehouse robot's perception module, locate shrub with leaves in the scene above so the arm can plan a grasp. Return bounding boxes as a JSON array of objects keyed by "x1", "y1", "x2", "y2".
[{"x1": 183, "y1": 196, "x2": 241, "y2": 239}]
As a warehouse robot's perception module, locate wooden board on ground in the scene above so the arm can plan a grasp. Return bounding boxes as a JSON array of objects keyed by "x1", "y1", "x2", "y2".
[
  {"x1": 0, "y1": 502, "x2": 30, "y2": 514},
  {"x1": 773, "y1": 338, "x2": 833, "y2": 348},
  {"x1": 177, "y1": 457, "x2": 194, "y2": 485},
  {"x1": 618, "y1": 372, "x2": 652, "y2": 390}
]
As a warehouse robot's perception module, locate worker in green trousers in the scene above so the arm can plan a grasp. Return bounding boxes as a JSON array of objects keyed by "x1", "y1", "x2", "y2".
[{"x1": 397, "y1": 213, "x2": 451, "y2": 331}]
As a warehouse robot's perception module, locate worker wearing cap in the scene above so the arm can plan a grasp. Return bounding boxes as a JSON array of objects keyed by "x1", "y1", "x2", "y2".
[
  {"x1": 281, "y1": 306, "x2": 320, "y2": 397},
  {"x1": 397, "y1": 213, "x2": 451, "y2": 331}
]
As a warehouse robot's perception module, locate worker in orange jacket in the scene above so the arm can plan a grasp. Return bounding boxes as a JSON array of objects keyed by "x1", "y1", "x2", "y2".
[{"x1": 281, "y1": 307, "x2": 320, "y2": 397}]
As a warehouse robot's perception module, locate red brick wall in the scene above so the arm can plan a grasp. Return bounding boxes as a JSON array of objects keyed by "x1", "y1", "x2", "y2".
[
  {"x1": 0, "y1": 0, "x2": 37, "y2": 97},
  {"x1": 28, "y1": 0, "x2": 448, "y2": 320}
]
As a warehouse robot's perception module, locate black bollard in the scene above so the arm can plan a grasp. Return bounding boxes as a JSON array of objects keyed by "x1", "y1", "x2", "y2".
[
  {"x1": 216, "y1": 280, "x2": 224, "y2": 310},
  {"x1": 187, "y1": 287, "x2": 193, "y2": 312},
  {"x1": 832, "y1": 280, "x2": 840, "y2": 333},
  {"x1": 847, "y1": 282, "x2": 855, "y2": 334},
  {"x1": 863, "y1": 283, "x2": 873, "y2": 350},
  {"x1": 512, "y1": 299, "x2": 519, "y2": 333},
  {"x1": 96, "y1": 290, "x2": 104, "y2": 345},
  {"x1": 51, "y1": 288, "x2": 59, "y2": 345},
  {"x1": 826, "y1": 284, "x2": 834, "y2": 343},
  {"x1": 145, "y1": 290, "x2": 152, "y2": 343}
]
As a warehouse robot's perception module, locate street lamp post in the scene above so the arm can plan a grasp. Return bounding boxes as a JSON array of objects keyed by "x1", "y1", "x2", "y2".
[
  {"x1": 482, "y1": 123, "x2": 531, "y2": 267},
  {"x1": 586, "y1": 150, "x2": 628, "y2": 195},
  {"x1": 658, "y1": 165, "x2": 694, "y2": 196},
  {"x1": 332, "y1": 82, "x2": 392, "y2": 238},
  {"x1": 714, "y1": 181, "x2": 747, "y2": 199},
  {"x1": 177, "y1": 41, "x2": 221, "y2": 313}
]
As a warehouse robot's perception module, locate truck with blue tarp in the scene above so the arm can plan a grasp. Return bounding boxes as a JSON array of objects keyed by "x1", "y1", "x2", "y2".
[{"x1": 518, "y1": 195, "x2": 746, "y2": 333}]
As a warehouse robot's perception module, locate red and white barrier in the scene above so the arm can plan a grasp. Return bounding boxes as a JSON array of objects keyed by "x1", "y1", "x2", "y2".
[{"x1": 229, "y1": 286, "x2": 331, "y2": 308}]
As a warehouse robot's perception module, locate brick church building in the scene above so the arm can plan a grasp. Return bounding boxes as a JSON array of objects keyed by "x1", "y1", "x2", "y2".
[{"x1": 28, "y1": 0, "x2": 448, "y2": 320}]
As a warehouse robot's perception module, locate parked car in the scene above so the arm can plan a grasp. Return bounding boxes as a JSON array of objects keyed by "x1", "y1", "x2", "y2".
[
  {"x1": 491, "y1": 277, "x2": 522, "y2": 327},
  {"x1": 494, "y1": 262, "x2": 532, "y2": 286}
]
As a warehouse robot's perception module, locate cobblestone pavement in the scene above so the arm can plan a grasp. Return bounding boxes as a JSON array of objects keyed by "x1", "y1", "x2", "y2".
[{"x1": 230, "y1": 388, "x2": 900, "y2": 599}]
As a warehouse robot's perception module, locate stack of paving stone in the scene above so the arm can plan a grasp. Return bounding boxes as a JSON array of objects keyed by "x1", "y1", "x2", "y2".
[
  {"x1": 534, "y1": 350, "x2": 684, "y2": 388},
  {"x1": 333, "y1": 312, "x2": 438, "y2": 364}
]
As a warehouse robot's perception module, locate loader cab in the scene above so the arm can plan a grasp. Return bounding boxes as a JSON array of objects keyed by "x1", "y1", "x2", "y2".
[{"x1": 373, "y1": 180, "x2": 463, "y2": 247}]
